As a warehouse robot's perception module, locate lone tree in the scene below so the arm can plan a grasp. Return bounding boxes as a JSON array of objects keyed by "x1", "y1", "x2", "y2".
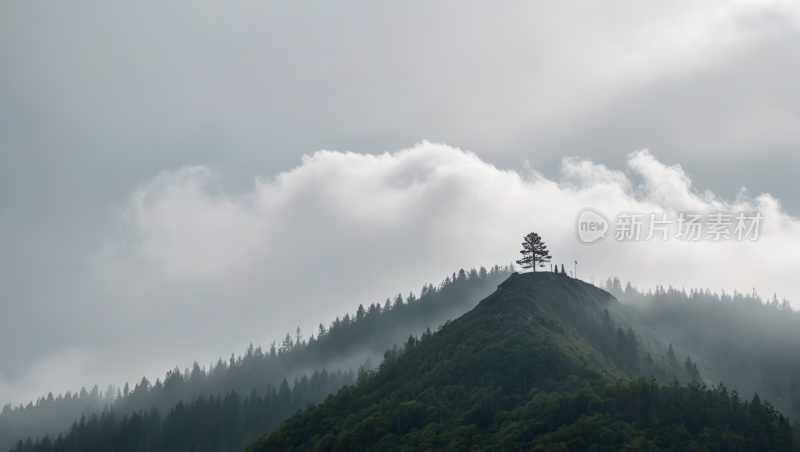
[{"x1": 516, "y1": 232, "x2": 551, "y2": 272}]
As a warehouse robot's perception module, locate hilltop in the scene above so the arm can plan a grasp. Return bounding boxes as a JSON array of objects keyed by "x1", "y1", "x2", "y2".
[{"x1": 246, "y1": 272, "x2": 796, "y2": 451}]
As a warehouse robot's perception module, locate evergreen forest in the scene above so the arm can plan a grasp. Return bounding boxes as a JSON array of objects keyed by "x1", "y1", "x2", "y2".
[
  {"x1": 1, "y1": 266, "x2": 514, "y2": 450},
  {"x1": 3, "y1": 268, "x2": 800, "y2": 451}
]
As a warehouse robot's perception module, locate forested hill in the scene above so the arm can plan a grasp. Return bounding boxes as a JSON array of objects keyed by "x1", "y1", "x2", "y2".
[
  {"x1": 602, "y1": 278, "x2": 800, "y2": 421},
  {"x1": 1, "y1": 265, "x2": 514, "y2": 451},
  {"x1": 247, "y1": 272, "x2": 799, "y2": 451}
]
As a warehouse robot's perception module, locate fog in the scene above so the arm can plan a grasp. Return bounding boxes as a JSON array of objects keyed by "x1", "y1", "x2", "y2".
[
  {"x1": 605, "y1": 279, "x2": 800, "y2": 421},
  {"x1": 2, "y1": 143, "x2": 798, "y2": 412},
  {"x1": 0, "y1": 266, "x2": 513, "y2": 449},
  {"x1": 2, "y1": 0, "x2": 800, "y2": 435}
]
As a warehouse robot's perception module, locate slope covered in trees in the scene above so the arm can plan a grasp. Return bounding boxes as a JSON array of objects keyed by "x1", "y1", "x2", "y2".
[
  {"x1": 247, "y1": 272, "x2": 799, "y2": 451},
  {"x1": 7, "y1": 369, "x2": 358, "y2": 452},
  {"x1": 1, "y1": 265, "x2": 514, "y2": 451},
  {"x1": 6, "y1": 267, "x2": 800, "y2": 451},
  {"x1": 602, "y1": 278, "x2": 800, "y2": 421}
]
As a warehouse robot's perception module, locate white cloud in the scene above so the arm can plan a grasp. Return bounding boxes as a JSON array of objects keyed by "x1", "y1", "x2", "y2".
[
  {"x1": 105, "y1": 142, "x2": 800, "y2": 318},
  {"x1": 6, "y1": 142, "x2": 797, "y2": 407},
  {"x1": 121, "y1": 166, "x2": 266, "y2": 282},
  {"x1": 1, "y1": 141, "x2": 790, "y2": 407},
  {"x1": 3, "y1": 0, "x2": 800, "y2": 409},
  {"x1": 626, "y1": 150, "x2": 725, "y2": 212}
]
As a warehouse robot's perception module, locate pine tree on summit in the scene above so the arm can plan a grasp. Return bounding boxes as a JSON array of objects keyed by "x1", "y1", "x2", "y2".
[{"x1": 516, "y1": 232, "x2": 551, "y2": 272}]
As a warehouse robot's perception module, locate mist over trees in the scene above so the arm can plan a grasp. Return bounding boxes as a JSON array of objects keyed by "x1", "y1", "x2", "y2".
[
  {"x1": 6, "y1": 264, "x2": 800, "y2": 450},
  {"x1": 248, "y1": 272, "x2": 800, "y2": 452},
  {"x1": 0, "y1": 265, "x2": 514, "y2": 451},
  {"x1": 601, "y1": 277, "x2": 800, "y2": 420},
  {"x1": 7, "y1": 367, "x2": 359, "y2": 452}
]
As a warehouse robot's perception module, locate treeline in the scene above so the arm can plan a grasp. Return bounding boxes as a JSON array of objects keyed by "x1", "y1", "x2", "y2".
[
  {"x1": 1, "y1": 265, "x2": 514, "y2": 450},
  {"x1": 7, "y1": 366, "x2": 359, "y2": 452},
  {"x1": 248, "y1": 300, "x2": 800, "y2": 451},
  {"x1": 599, "y1": 277, "x2": 800, "y2": 422}
]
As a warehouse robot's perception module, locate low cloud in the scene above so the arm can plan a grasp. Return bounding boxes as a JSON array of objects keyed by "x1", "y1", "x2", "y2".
[
  {"x1": 3, "y1": 0, "x2": 800, "y2": 418},
  {"x1": 6, "y1": 144, "x2": 799, "y2": 407},
  {"x1": 104, "y1": 142, "x2": 800, "y2": 327}
]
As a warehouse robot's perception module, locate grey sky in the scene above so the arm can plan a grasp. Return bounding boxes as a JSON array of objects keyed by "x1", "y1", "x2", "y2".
[{"x1": 1, "y1": 1, "x2": 799, "y2": 406}]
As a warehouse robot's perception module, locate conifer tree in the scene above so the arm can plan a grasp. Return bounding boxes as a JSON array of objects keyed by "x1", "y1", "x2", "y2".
[
  {"x1": 666, "y1": 343, "x2": 678, "y2": 368},
  {"x1": 515, "y1": 232, "x2": 551, "y2": 272},
  {"x1": 393, "y1": 293, "x2": 403, "y2": 309},
  {"x1": 280, "y1": 333, "x2": 294, "y2": 355},
  {"x1": 295, "y1": 327, "x2": 303, "y2": 347}
]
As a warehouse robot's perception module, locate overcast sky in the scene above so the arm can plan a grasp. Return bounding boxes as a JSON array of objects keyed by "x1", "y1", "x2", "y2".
[{"x1": 1, "y1": 1, "x2": 799, "y2": 407}]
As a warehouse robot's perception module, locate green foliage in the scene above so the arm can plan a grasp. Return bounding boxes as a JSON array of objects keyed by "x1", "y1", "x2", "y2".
[
  {"x1": 606, "y1": 280, "x2": 800, "y2": 421},
  {"x1": 246, "y1": 273, "x2": 798, "y2": 452},
  {"x1": 516, "y1": 232, "x2": 551, "y2": 272},
  {"x1": 8, "y1": 270, "x2": 800, "y2": 451},
  {"x1": 248, "y1": 323, "x2": 795, "y2": 451},
  {"x1": 0, "y1": 266, "x2": 514, "y2": 450},
  {"x1": 7, "y1": 368, "x2": 358, "y2": 452}
]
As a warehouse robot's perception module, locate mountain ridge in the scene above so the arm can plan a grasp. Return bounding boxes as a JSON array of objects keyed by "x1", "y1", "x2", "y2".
[{"x1": 246, "y1": 272, "x2": 797, "y2": 451}]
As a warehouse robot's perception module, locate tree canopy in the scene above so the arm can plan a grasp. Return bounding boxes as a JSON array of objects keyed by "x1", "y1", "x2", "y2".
[{"x1": 516, "y1": 232, "x2": 551, "y2": 272}]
